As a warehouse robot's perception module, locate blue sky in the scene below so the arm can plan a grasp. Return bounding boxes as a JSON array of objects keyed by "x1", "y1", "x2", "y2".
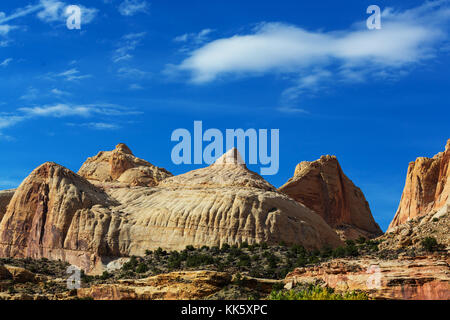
[{"x1": 0, "y1": 0, "x2": 449, "y2": 231}]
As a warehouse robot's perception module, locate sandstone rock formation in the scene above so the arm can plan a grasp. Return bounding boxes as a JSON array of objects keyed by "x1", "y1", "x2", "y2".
[
  {"x1": 0, "y1": 146, "x2": 342, "y2": 272},
  {"x1": 0, "y1": 189, "x2": 15, "y2": 224},
  {"x1": 0, "y1": 162, "x2": 118, "y2": 271},
  {"x1": 388, "y1": 139, "x2": 450, "y2": 230},
  {"x1": 78, "y1": 143, "x2": 172, "y2": 187},
  {"x1": 77, "y1": 270, "x2": 232, "y2": 300},
  {"x1": 381, "y1": 207, "x2": 449, "y2": 250},
  {"x1": 284, "y1": 255, "x2": 450, "y2": 300},
  {"x1": 279, "y1": 155, "x2": 382, "y2": 240}
]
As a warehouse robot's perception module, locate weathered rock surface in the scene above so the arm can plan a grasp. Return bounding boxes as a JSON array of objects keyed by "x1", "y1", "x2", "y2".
[
  {"x1": 0, "y1": 189, "x2": 15, "y2": 224},
  {"x1": 0, "y1": 146, "x2": 342, "y2": 272},
  {"x1": 389, "y1": 139, "x2": 450, "y2": 230},
  {"x1": 77, "y1": 270, "x2": 231, "y2": 300},
  {"x1": 78, "y1": 143, "x2": 172, "y2": 187},
  {"x1": 279, "y1": 155, "x2": 382, "y2": 240},
  {"x1": 284, "y1": 255, "x2": 450, "y2": 300},
  {"x1": 382, "y1": 208, "x2": 450, "y2": 250},
  {"x1": 0, "y1": 162, "x2": 118, "y2": 271}
]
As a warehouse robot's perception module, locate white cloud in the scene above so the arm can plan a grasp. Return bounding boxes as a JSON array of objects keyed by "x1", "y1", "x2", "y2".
[
  {"x1": 0, "y1": 1, "x2": 97, "y2": 34},
  {"x1": 113, "y1": 32, "x2": 146, "y2": 63},
  {"x1": 37, "y1": 0, "x2": 98, "y2": 24},
  {"x1": 0, "y1": 114, "x2": 25, "y2": 129},
  {"x1": 51, "y1": 88, "x2": 70, "y2": 96},
  {"x1": 170, "y1": 1, "x2": 450, "y2": 108},
  {"x1": 118, "y1": 0, "x2": 149, "y2": 16},
  {"x1": 0, "y1": 58, "x2": 12, "y2": 67},
  {"x1": 20, "y1": 87, "x2": 40, "y2": 100},
  {"x1": 44, "y1": 68, "x2": 92, "y2": 81},
  {"x1": 174, "y1": 29, "x2": 214, "y2": 44},
  {"x1": 129, "y1": 83, "x2": 144, "y2": 90},
  {"x1": 117, "y1": 67, "x2": 149, "y2": 78},
  {"x1": 67, "y1": 122, "x2": 120, "y2": 130},
  {"x1": 0, "y1": 103, "x2": 139, "y2": 138},
  {"x1": 19, "y1": 104, "x2": 139, "y2": 118}
]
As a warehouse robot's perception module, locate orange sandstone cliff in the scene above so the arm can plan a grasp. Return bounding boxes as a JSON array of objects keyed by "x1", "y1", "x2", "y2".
[{"x1": 388, "y1": 139, "x2": 450, "y2": 231}]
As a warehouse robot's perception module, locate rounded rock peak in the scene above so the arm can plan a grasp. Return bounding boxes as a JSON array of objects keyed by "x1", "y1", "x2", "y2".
[
  {"x1": 115, "y1": 143, "x2": 133, "y2": 155},
  {"x1": 213, "y1": 148, "x2": 245, "y2": 166},
  {"x1": 446, "y1": 139, "x2": 450, "y2": 152}
]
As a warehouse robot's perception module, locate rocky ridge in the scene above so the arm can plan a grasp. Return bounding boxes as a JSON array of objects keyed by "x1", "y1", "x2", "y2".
[
  {"x1": 279, "y1": 155, "x2": 382, "y2": 240},
  {"x1": 389, "y1": 139, "x2": 450, "y2": 230},
  {"x1": 0, "y1": 145, "x2": 342, "y2": 272}
]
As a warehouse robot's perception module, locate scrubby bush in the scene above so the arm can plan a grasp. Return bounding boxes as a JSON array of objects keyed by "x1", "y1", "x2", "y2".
[
  {"x1": 421, "y1": 237, "x2": 439, "y2": 252},
  {"x1": 269, "y1": 285, "x2": 369, "y2": 300}
]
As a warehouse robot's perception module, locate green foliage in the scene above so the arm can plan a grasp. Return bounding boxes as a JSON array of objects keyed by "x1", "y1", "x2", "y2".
[
  {"x1": 122, "y1": 256, "x2": 138, "y2": 271},
  {"x1": 100, "y1": 271, "x2": 111, "y2": 280},
  {"x1": 269, "y1": 285, "x2": 369, "y2": 300},
  {"x1": 136, "y1": 263, "x2": 148, "y2": 273},
  {"x1": 144, "y1": 250, "x2": 152, "y2": 256},
  {"x1": 421, "y1": 237, "x2": 439, "y2": 252},
  {"x1": 240, "y1": 241, "x2": 249, "y2": 249},
  {"x1": 221, "y1": 243, "x2": 230, "y2": 252},
  {"x1": 186, "y1": 253, "x2": 214, "y2": 267}
]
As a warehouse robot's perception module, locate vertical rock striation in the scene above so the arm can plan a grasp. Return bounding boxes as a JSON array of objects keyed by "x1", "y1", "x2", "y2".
[
  {"x1": 279, "y1": 155, "x2": 382, "y2": 240},
  {"x1": 388, "y1": 139, "x2": 449, "y2": 231}
]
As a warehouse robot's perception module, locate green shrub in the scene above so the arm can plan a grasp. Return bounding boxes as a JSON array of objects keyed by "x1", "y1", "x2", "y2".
[
  {"x1": 136, "y1": 263, "x2": 148, "y2": 273},
  {"x1": 240, "y1": 241, "x2": 249, "y2": 249},
  {"x1": 269, "y1": 285, "x2": 369, "y2": 300},
  {"x1": 421, "y1": 237, "x2": 439, "y2": 252},
  {"x1": 185, "y1": 245, "x2": 195, "y2": 251}
]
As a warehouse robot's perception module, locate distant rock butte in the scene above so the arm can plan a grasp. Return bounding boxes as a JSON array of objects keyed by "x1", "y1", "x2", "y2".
[
  {"x1": 279, "y1": 155, "x2": 382, "y2": 240},
  {"x1": 78, "y1": 143, "x2": 172, "y2": 187},
  {"x1": 388, "y1": 139, "x2": 450, "y2": 231},
  {"x1": 0, "y1": 146, "x2": 342, "y2": 272}
]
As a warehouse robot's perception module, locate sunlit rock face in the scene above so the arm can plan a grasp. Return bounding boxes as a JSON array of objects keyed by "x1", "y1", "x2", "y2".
[
  {"x1": 389, "y1": 139, "x2": 450, "y2": 231},
  {"x1": 279, "y1": 155, "x2": 382, "y2": 241},
  {"x1": 0, "y1": 146, "x2": 342, "y2": 272}
]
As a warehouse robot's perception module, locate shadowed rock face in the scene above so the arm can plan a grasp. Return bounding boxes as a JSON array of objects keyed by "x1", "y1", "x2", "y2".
[
  {"x1": 279, "y1": 155, "x2": 382, "y2": 240},
  {"x1": 389, "y1": 139, "x2": 450, "y2": 231},
  {"x1": 0, "y1": 146, "x2": 343, "y2": 272},
  {"x1": 0, "y1": 189, "x2": 15, "y2": 224}
]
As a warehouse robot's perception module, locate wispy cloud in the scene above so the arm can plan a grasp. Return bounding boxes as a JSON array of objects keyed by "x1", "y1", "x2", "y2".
[
  {"x1": 0, "y1": 58, "x2": 13, "y2": 67},
  {"x1": 169, "y1": 1, "x2": 450, "y2": 110},
  {"x1": 37, "y1": 0, "x2": 98, "y2": 24},
  {"x1": 67, "y1": 122, "x2": 121, "y2": 130},
  {"x1": 174, "y1": 29, "x2": 214, "y2": 44},
  {"x1": 118, "y1": 0, "x2": 149, "y2": 16},
  {"x1": 117, "y1": 67, "x2": 150, "y2": 78},
  {"x1": 43, "y1": 68, "x2": 92, "y2": 81},
  {"x1": 0, "y1": 103, "x2": 140, "y2": 137},
  {"x1": 113, "y1": 32, "x2": 147, "y2": 63},
  {"x1": 0, "y1": 0, "x2": 97, "y2": 36}
]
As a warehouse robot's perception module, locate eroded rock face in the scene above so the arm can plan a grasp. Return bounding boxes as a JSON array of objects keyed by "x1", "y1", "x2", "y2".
[
  {"x1": 0, "y1": 147, "x2": 342, "y2": 272},
  {"x1": 0, "y1": 162, "x2": 119, "y2": 271},
  {"x1": 78, "y1": 143, "x2": 172, "y2": 187},
  {"x1": 388, "y1": 139, "x2": 450, "y2": 230},
  {"x1": 77, "y1": 271, "x2": 232, "y2": 300},
  {"x1": 0, "y1": 189, "x2": 15, "y2": 224},
  {"x1": 284, "y1": 256, "x2": 450, "y2": 300},
  {"x1": 279, "y1": 155, "x2": 382, "y2": 240}
]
